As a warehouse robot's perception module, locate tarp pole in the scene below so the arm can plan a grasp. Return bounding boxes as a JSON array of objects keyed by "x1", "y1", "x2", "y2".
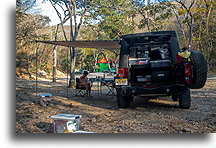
[
  {"x1": 66, "y1": 47, "x2": 69, "y2": 98},
  {"x1": 36, "y1": 41, "x2": 38, "y2": 96}
]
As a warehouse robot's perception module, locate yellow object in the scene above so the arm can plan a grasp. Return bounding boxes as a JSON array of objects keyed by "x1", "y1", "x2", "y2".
[
  {"x1": 178, "y1": 50, "x2": 191, "y2": 61},
  {"x1": 64, "y1": 130, "x2": 73, "y2": 133}
]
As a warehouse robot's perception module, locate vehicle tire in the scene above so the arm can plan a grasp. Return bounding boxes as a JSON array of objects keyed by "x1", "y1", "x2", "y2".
[
  {"x1": 179, "y1": 87, "x2": 191, "y2": 109},
  {"x1": 47, "y1": 123, "x2": 54, "y2": 133},
  {"x1": 189, "y1": 50, "x2": 207, "y2": 89},
  {"x1": 171, "y1": 95, "x2": 178, "y2": 102},
  {"x1": 116, "y1": 89, "x2": 132, "y2": 108}
]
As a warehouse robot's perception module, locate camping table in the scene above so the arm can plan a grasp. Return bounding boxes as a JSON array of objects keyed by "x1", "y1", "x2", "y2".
[
  {"x1": 88, "y1": 77, "x2": 102, "y2": 97},
  {"x1": 100, "y1": 78, "x2": 116, "y2": 96},
  {"x1": 88, "y1": 77, "x2": 115, "y2": 97}
]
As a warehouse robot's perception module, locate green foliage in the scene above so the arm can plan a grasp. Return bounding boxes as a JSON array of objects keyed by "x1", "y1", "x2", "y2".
[
  {"x1": 16, "y1": 0, "x2": 36, "y2": 12},
  {"x1": 16, "y1": 0, "x2": 216, "y2": 77},
  {"x1": 85, "y1": 0, "x2": 135, "y2": 39},
  {"x1": 178, "y1": 8, "x2": 186, "y2": 15},
  {"x1": 16, "y1": 4, "x2": 52, "y2": 74},
  {"x1": 191, "y1": 0, "x2": 216, "y2": 70},
  {"x1": 137, "y1": 2, "x2": 173, "y2": 31},
  {"x1": 59, "y1": 55, "x2": 71, "y2": 73}
]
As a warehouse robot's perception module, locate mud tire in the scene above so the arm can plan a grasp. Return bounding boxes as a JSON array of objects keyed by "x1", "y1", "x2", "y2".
[{"x1": 189, "y1": 50, "x2": 207, "y2": 89}]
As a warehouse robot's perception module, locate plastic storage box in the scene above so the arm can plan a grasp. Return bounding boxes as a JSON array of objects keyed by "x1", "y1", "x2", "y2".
[{"x1": 50, "y1": 114, "x2": 82, "y2": 133}]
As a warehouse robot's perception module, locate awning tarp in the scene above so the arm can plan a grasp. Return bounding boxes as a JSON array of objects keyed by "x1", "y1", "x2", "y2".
[{"x1": 37, "y1": 40, "x2": 120, "y2": 49}]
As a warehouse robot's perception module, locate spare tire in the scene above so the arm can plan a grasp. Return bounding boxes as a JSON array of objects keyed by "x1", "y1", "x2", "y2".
[{"x1": 189, "y1": 50, "x2": 207, "y2": 89}]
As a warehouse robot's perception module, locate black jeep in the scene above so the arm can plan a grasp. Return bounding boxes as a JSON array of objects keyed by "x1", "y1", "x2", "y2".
[{"x1": 115, "y1": 31, "x2": 207, "y2": 109}]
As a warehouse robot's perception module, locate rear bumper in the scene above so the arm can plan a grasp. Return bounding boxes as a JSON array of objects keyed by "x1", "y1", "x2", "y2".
[{"x1": 117, "y1": 84, "x2": 187, "y2": 96}]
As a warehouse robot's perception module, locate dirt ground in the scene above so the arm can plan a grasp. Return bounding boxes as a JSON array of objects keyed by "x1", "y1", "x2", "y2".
[{"x1": 16, "y1": 75, "x2": 216, "y2": 133}]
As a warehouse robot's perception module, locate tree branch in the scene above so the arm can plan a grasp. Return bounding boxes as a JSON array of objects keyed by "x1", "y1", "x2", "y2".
[{"x1": 49, "y1": 0, "x2": 68, "y2": 41}]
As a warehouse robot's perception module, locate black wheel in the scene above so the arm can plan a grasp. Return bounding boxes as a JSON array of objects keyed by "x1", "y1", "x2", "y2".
[
  {"x1": 116, "y1": 89, "x2": 132, "y2": 108},
  {"x1": 171, "y1": 95, "x2": 178, "y2": 102},
  {"x1": 178, "y1": 88, "x2": 191, "y2": 109},
  {"x1": 47, "y1": 123, "x2": 54, "y2": 133},
  {"x1": 189, "y1": 50, "x2": 207, "y2": 89}
]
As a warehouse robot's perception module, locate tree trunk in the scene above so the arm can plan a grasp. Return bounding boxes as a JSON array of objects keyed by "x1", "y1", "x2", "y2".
[
  {"x1": 175, "y1": 0, "x2": 195, "y2": 49},
  {"x1": 205, "y1": 0, "x2": 213, "y2": 66},
  {"x1": 187, "y1": 15, "x2": 193, "y2": 49},
  {"x1": 49, "y1": 0, "x2": 87, "y2": 87},
  {"x1": 170, "y1": 3, "x2": 186, "y2": 43},
  {"x1": 138, "y1": 10, "x2": 151, "y2": 32},
  {"x1": 93, "y1": 50, "x2": 98, "y2": 72},
  {"x1": 52, "y1": 47, "x2": 57, "y2": 82},
  {"x1": 52, "y1": 24, "x2": 59, "y2": 82},
  {"x1": 68, "y1": 47, "x2": 76, "y2": 88}
]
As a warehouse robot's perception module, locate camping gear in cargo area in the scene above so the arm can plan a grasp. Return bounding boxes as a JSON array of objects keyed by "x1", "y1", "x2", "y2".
[
  {"x1": 150, "y1": 60, "x2": 171, "y2": 68},
  {"x1": 128, "y1": 43, "x2": 171, "y2": 83}
]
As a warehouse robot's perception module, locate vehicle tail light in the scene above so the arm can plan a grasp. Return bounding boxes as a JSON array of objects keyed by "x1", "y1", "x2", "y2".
[
  {"x1": 176, "y1": 54, "x2": 183, "y2": 63},
  {"x1": 118, "y1": 68, "x2": 129, "y2": 78},
  {"x1": 184, "y1": 63, "x2": 192, "y2": 85},
  {"x1": 138, "y1": 61, "x2": 145, "y2": 65}
]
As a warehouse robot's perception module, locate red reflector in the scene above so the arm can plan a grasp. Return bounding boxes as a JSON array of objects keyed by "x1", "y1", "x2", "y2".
[
  {"x1": 184, "y1": 63, "x2": 192, "y2": 85},
  {"x1": 118, "y1": 68, "x2": 128, "y2": 78},
  {"x1": 176, "y1": 54, "x2": 183, "y2": 63},
  {"x1": 138, "y1": 61, "x2": 144, "y2": 65},
  {"x1": 184, "y1": 63, "x2": 192, "y2": 75}
]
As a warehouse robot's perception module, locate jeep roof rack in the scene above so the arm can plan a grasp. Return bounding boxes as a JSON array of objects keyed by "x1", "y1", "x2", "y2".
[{"x1": 121, "y1": 30, "x2": 177, "y2": 39}]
